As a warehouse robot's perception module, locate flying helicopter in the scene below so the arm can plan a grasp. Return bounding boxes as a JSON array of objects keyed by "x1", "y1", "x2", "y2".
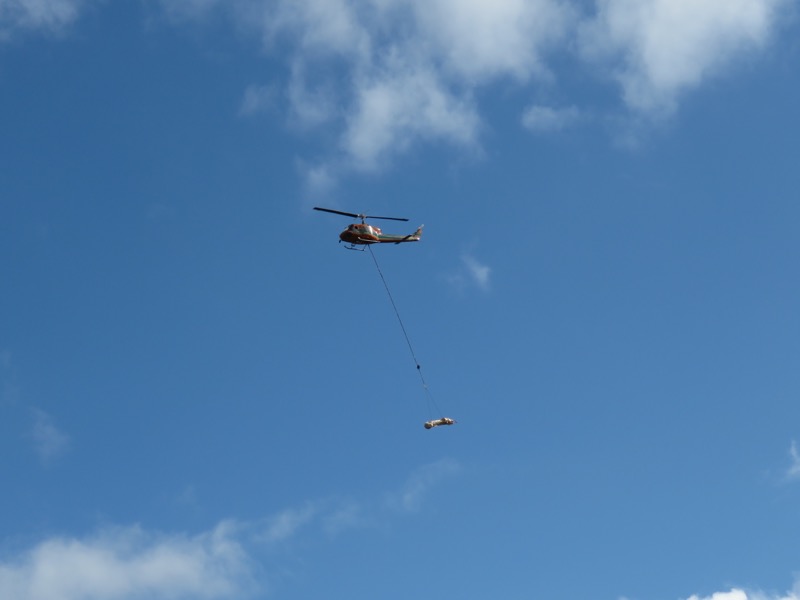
[{"x1": 314, "y1": 207, "x2": 423, "y2": 250}]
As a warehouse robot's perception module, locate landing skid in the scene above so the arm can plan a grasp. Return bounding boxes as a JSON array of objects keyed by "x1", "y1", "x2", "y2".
[
  {"x1": 339, "y1": 238, "x2": 377, "y2": 251},
  {"x1": 340, "y1": 241, "x2": 366, "y2": 251}
]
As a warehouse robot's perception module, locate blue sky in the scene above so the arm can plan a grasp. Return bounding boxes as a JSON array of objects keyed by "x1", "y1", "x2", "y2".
[{"x1": 2, "y1": 1, "x2": 800, "y2": 598}]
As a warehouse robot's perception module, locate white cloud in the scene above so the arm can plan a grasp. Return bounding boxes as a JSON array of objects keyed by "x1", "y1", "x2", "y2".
[
  {"x1": 522, "y1": 104, "x2": 582, "y2": 132},
  {"x1": 685, "y1": 586, "x2": 800, "y2": 600},
  {"x1": 262, "y1": 0, "x2": 372, "y2": 60},
  {"x1": 0, "y1": 0, "x2": 85, "y2": 39},
  {"x1": 0, "y1": 522, "x2": 256, "y2": 600},
  {"x1": 462, "y1": 255, "x2": 491, "y2": 290},
  {"x1": 322, "y1": 500, "x2": 365, "y2": 535},
  {"x1": 282, "y1": 0, "x2": 572, "y2": 175},
  {"x1": 785, "y1": 440, "x2": 800, "y2": 481},
  {"x1": 299, "y1": 162, "x2": 336, "y2": 199},
  {"x1": 446, "y1": 254, "x2": 492, "y2": 292},
  {"x1": 688, "y1": 590, "x2": 750, "y2": 600},
  {"x1": 401, "y1": 0, "x2": 574, "y2": 83},
  {"x1": 386, "y1": 458, "x2": 461, "y2": 512},
  {"x1": 30, "y1": 408, "x2": 70, "y2": 464},
  {"x1": 285, "y1": 59, "x2": 339, "y2": 129},
  {"x1": 342, "y1": 63, "x2": 480, "y2": 171},
  {"x1": 256, "y1": 504, "x2": 317, "y2": 544},
  {"x1": 579, "y1": 0, "x2": 788, "y2": 116},
  {"x1": 299, "y1": 161, "x2": 338, "y2": 198}
]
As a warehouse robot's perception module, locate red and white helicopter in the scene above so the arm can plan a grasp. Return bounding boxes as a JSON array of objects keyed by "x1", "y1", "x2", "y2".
[{"x1": 314, "y1": 207, "x2": 423, "y2": 250}]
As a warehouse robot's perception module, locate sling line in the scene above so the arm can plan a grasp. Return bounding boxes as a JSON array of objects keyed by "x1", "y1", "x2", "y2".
[{"x1": 368, "y1": 245, "x2": 443, "y2": 418}]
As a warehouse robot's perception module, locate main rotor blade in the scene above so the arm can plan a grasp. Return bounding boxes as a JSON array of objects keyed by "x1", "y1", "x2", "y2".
[
  {"x1": 313, "y1": 207, "x2": 409, "y2": 222},
  {"x1": 313, "y1": 207, "x2": 361, "y2": 219},
  {"x1": 365, "y1": 214, "x2": 409, "y2": 222}
]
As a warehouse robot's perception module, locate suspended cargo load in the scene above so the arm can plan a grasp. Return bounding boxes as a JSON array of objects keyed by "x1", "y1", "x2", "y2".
[{"x1": 424, "y1": 417, "x2": 456, "y2": 430}]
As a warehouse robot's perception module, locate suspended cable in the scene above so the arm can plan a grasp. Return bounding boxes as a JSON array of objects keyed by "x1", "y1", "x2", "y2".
[{"x1": 367, "y1": 245, "x2": 443, "y2": 418}]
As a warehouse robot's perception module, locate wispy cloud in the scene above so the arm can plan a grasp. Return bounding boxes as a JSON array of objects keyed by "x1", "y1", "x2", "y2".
[
  {"x1": 256, "y1": 460, "x2": 462, "y2": 542},
  {"x1": 252, "y1": 498, "x2": 371, "y2": 545},
  {"x1": 447, "y1": 254, "x2": 492, "y2": 292},
  {"x1": 785, "y1": 440, "x2": 800, "y2": 481},
  {"x1": 463, "y1": 255, "x2": 491, "y2": 290},
  {"x1": 386, "y1": 458, "x2": 462, "y2": 513},
  {"x1": 299, "y1": 161, "x2": 337, "y2": 198},
  {"x1": 30, "y1": 408, "x2": 70, "y2": 464},
  {"x1": 321, "y1": 500, "x2": 364, "y2": 535},
  {"x1": 0, "y1": 0, "x2": 85, "y2": 40},
  {"x1": 256, "y1": 503, "x2": 318, "y2": 544}
]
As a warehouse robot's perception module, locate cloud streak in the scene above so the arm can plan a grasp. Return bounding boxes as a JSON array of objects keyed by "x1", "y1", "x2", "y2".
[
  {"x1": 385, "y1": 457, "x2": 462, "y2": 512},
  {"x1": 463, "y1": 256, "x2": 491, "y2": 290},
  {"x1": 256, "y1": 503, "x2": 318, "y2": 544},
  {"x1": 30, "y1": 408, "x2": 70, "y2": 464},
  {"x1": 785, "y1": 440, "x2": 800, "y2": 481},
  {"x1": 448, "y1": 255, "x2": 491, "y2": 292},
  {"x1": 0, "y1": 0, "x2": 85, "y2": 40}
]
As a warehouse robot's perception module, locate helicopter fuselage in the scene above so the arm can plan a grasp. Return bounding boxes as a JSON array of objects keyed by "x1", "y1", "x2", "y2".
[{"x1": 339, "y1": 223, "x2": 422, "y2": 245}]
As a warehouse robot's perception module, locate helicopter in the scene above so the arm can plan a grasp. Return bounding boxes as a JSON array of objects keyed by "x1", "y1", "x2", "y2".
[{"x1": 314, "y1": 207, "x2": 423, "y2": 249}]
